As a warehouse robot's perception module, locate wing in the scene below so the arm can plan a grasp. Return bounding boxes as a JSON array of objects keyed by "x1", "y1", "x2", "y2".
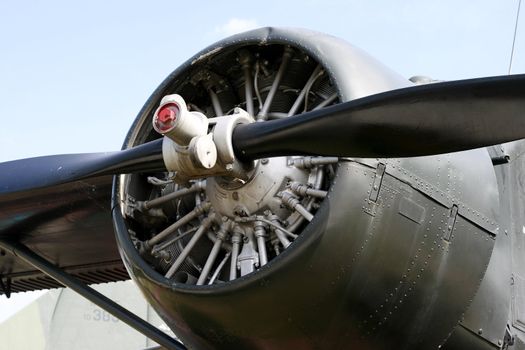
[{"x1": 0, "y1": 176, "x2": 128, "y2": 296}]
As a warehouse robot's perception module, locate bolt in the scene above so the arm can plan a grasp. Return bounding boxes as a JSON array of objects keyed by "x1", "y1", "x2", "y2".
[
  {"x1": 478, "y1": 328, "x2": 483, "y2": 335},
  {"x1": 233, "y1": 205, "x2": 248, "y2": 217},
  {"x1": 261, "y1": 158, "x2": 269, "y2": 165}
]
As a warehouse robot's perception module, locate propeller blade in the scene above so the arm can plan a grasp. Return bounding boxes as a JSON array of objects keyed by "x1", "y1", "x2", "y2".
[
  {"x1": 232, "y1": 74, "x2": 525, "y2": 160},
  {"x1": 0, "y1": 139, "x2": 165, "y2": 194}
]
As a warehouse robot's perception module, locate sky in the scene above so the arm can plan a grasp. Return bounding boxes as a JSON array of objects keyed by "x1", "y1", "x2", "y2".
[{"x1": 0, "y1": 0, "x2": 524, "y2": 326}]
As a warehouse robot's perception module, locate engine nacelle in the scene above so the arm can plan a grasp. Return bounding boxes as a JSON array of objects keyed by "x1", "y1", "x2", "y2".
[{"x1": 112, "y1": 28, "x2": 499, "y2": 349}]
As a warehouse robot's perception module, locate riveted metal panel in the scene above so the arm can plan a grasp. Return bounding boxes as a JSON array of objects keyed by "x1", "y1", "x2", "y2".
[
  {"x1": 498, "y1": 141, "x2": 525, "y2": 346},
  {"x1": 349, "y1": 172, "x2": 495, "y2": 349},
  {"x1": 398, "y1": 197, "x2": 425, "y2": 224},
  {"x1": 442, "y1": 325, "x2": 499, "y2": 350},
  {"x1": 383, "y1": 149, "x2": 499, "y2": 235},
  {"x1": 458, "y1": 226, "x2": 511, "y2": 347}
]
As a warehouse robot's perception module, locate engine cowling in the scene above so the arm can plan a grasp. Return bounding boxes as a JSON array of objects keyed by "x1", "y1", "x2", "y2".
[{"x1": 112, "y1": 27, "x2": 499, "y2": 349}]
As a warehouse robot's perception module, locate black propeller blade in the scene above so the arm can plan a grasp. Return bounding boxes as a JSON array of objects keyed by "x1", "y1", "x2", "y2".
[
  {"x1": 232, "y1": 74, "x2": 525, "y2": 160},
  {"x1": 0, "y1": 139, "x2": 165, "y2": 194},
  {"x1": 2, "y1": 75, "x2": 524, "y2": 194}
]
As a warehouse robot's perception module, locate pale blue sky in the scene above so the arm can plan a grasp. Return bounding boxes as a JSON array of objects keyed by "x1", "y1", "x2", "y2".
[
  {"x1": 0, "y1": 0, "x2": 523, "y2": 324},
  {"x1": 0, "y1": 0, "x2": 523, "y2": 162}
]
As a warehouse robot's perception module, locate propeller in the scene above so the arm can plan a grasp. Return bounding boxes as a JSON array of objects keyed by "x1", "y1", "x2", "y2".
[
  {"x1": 232, "y1": 74, "x2": 525, "y2": 160},
  {"x1": 0, "y1": 139, "x2": 165, "y2": 194},
  {"x1": 2, "y1": 74, "x2": 524, "y2": 194}
]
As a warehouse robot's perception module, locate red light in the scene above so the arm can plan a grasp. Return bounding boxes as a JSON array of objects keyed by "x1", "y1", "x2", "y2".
[{"x1": 155, "y1": 103, "x2": 179, "y2": 132}]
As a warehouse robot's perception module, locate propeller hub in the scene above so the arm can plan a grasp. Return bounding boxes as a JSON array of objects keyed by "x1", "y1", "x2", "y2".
[
  {"x1": 155, "y1": 95, "x2": 255, "y2": 184},
  {"x1": 153, "y1": 94, "x2": 209, "y2": 146},
  {"x1": 154, "y1": 103, "x2": 179, "y2": 132}
]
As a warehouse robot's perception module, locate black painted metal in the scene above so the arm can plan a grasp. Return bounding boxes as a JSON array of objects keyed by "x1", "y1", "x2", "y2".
[
  {"x1": 0, "y1": 138, "x2": 164, "y2": 195},
  {"x1": 232, "y1": 74, "x2": 525, "y2": 160},
  {"x1": 0, "y1": 275, "x2": 11, "y2": 298},
  {"x1": 491, "y1": 155, "x2": 510, "y2": 165},
  {"x1": 0, "y1": 175, "x2": 127, "y2": 294},
  {"x1": 0, "y1": 26, "x2": 519, "y2": 349},
  {"x1": 113, "y1": 27, "x2": 500, "y2": 349},
  {"x1": 0, "y1": 239, "x2": 186, "y2": 350},
  {"x1": 113, "y1": 157, "x2": 497, "y2": 349}
]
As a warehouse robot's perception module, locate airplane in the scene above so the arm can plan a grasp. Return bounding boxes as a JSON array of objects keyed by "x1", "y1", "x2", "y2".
[{"x1": 1, "y1": 26, "x2": 525, "y2": 350}]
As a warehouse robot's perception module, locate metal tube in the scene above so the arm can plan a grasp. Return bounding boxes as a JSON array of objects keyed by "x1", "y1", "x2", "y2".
[
  {"x1": 151, "y1": 226, "x2": 198, "y2": 254},
  {"x1": 143, "y1": 181, "x2": 205, "y2": 210},
  {"x1": 239, "y1": 51, "x2": 255, "y2": 117},
  {"x1": 229, "y1": 228, "x2": 242, "y2": 280},
  {"x1": 206, "y1": 231, "x2": 233, "y2": 251},
  {"x1": 274, "y1": 227, "x2": 291, "y2": 248},
  {"x1": 165, "y1": 214, "x2": 214, "y2": 278},
  {"x1": 197, "y1": 223, "x2": 228, "y2": 285},
  {"x1": 293, "y1": 203, "x2": 314, "y2": 222},
  {"x1": 287, "y1": 169, "x2": 324, "y2": 233},
  {"x1": 254, "y1": 221, "x2": 268, "y2": 266},
  {"x1": 0, "y1": 240, "x2": 186, "y2": 350},
  {"x1": 208, "y1": 252, "x2": 230, "y2": 285},
  {"x1": 244, "y1": 68, "x2": 255, "y2": 116},
  {"x1": 268, "y1": 216, "x2": 291, "y2": 248},
  {"x1": 280, "y1": 192, "x2": 314, "y2": 222},
  {"x1": 256, "y1": 235, "x2": 267, "y2": 265},
  {"x1": 257, "y1": 47, "x2": 293, "y2": 120},
  {"x1": 312, "y1": 92, "x2": 338, "y2": 110},
  {"x1": 253, "y1": 61, "x2": 263, "y2": 111},
  {"x1": 147, "y1": 202, "x2": 210, "y2": 247},
  {"x1": 289, "y1": 181, "x2": 328, "y2": 198},
  {"x1": 305, "y1": 188, "x2": 327, "y2": 198},
  {"x1": 288, "y1": 64, "x2": 323, "y2": 116},
  {"x1": 236, "y1": 216, "x2": 298, "y2": 239},
  {"x1": 291, "y1": 156, "x2": 339, "y2": 169},
  {"x1": 197, "y1": 241, "x2": 222, "y2": 285},
  {"x1": 209, "y1": 89, "x2": 223, "y2": 117}
]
